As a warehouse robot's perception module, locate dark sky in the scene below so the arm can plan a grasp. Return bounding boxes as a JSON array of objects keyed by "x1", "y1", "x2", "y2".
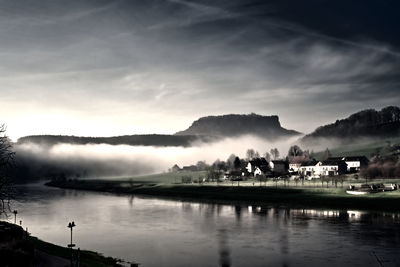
[{"x1": 1, "y1": 0, "x2": 399, "y2": 139}]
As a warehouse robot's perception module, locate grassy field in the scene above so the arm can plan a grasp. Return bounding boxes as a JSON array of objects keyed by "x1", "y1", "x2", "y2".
[
  {"x1": 0, "y1": 221, "x2": 122, "y2": 267},
  {"x1": 126, "y1": 171, "x2": 207, "y2": 184},
  {"x1": 28, "y1": 235, "x2": 122, "y2": 267},
  {"x1": 95, "y1": 171, "x2": 400, "y2": 189},
  {"x1": 47, "y1": 172, "x2": 400, "y2": 212},
  {"x1": 97, "y1": 171, "x2": 207, "y2": 184}
]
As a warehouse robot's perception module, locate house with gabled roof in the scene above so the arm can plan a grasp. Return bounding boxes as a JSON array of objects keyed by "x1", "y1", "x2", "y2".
[
  {"x1": 327, "y1": 156, "x2": 369, "y2": 172},
  {"x1": 299, "y1": 159, "x2": 319, "y2": 177},
  {"x1": 343, "y1": 156, "x2": 369, "y2": 172},
  {"x1": 318, "y1": 159, "x2": 347, "y2": 176},
  {"x1": 246, "y1": 157, "x2": 270, "y2": 177},
  {"x1": 269, "y1": 160, "x2": 289, "y2": 176}
]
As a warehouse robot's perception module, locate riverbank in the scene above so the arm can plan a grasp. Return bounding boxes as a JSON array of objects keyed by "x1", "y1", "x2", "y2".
[
  {"x1": 46, "y1": 178, "x2": 400, "y2": 212},
  {"x1": 0, "y1": 221, "x2": 122, "y2": 267}
]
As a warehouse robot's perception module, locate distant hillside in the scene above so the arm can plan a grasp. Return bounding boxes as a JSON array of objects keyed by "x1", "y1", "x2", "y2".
[
  {"x1": 302, "y1": 106, "x2": 400, "y2": 146},
  {"x1": 17, "y1": 134, "x2": 220, "y2": 147},
  {"x1": 175, "y1": 113, "x2": 300, "y2": 139},
  {"x1": 311, "y1": 136, "x2": 400, "y2": 160}
]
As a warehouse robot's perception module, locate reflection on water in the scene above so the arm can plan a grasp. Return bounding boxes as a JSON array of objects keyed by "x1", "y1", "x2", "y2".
[{"x1": 2, "y1": 183, "x2": 400, "y2": 267}]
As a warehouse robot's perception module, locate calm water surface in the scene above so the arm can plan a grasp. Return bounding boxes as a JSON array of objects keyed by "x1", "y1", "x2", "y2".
[{"x1": 4, "y1": 183, "x2": 400, "y2": 267}]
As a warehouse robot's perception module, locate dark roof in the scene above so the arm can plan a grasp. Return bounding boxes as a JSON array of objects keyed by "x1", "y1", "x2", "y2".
[
  {"x1": 327, "y1": 157, "x2": 343, "y2": 161},
  {"x1": 181, "y1": 165, "x2": 198, "y2": 171},
  {"x1": 320, "y1": 160, "x2": 346, "y2": 166},
  {"x1": 272, "y1": 160, "x2": 286, "y2": 164},
  {"x1": 300, "y1": 159, "x2": 318, "y2": 166},
  {"x1": 256, "y1": 165, "x2": 270, "y2": 172},
  {"x1": 326, "y1": 156, "x2": 369, "y2": 162},
  {"x1": 249, "y1": 157, "x2": 268, "y2": 167},
  {"x1": 343, "y1": 156, "x2": 369, "y2": 162}
]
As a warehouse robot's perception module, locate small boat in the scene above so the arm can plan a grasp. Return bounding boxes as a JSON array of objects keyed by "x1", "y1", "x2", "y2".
[
  {"x1": 346, "y1": 184, "x2": 398, "y2": 195},
  {"x1": 346, "y1": 184, "x2": 378, "y2": 195},
  {"x1": 346, "y1": 190, "x2": 370, "y2": 195}
]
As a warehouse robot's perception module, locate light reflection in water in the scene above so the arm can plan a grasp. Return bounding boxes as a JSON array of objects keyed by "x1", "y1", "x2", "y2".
[{"x1": 2, "y1": 184, "x2": 400, "y2": 267}]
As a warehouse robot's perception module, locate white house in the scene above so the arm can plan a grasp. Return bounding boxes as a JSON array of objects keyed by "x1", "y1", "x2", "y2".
[
  {"x1": 246, "y1": 162, "x2": 253, "y2": 173},
  {"x1": 299, "y1": 160, "x2": 320, "y2": 177},
  {"x1": 254, "y1": 167, "x2": 263, "y2": 176},
  {"x1": 327, "y1": 156, "x2": 369, "y2": 172},
  {"x1": 289, "y1": 163, "x2": 302, "y2": 173},
  {"x1": 343, "y1": 156, "x2": 369, "y2": 172},
  {"x1": 246, "y1": 158, "x2": 270, "y2": 176},
  {"x1": 319, "y1": 160, "x2": 347, "y2": 176}
]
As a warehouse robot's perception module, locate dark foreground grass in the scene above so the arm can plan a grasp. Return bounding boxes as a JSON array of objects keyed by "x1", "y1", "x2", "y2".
[
  {"x1": 0, "y1": 221, "x2": 122, "y2": 267},
  {"x1": 47, "y1": 179, "x2": 400, "y2": 212},
  {"x1": 28, "y1": 235, "x2": 121, "y2": 267}
]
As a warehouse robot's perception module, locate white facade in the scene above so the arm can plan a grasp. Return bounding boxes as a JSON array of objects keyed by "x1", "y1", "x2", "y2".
[
  {"x1": 319, "y1": 164, "x2": 339, "y2": 176},
  {"x1": 268, "y1": 161, "x2": 274, "y2": 170},
  {"x1": 299, "y1": 163, "x2": 320, "y2": 177},
  {"x1": 254, "y1": 167, "x2": 263, "y2": 176},
  {"x1": 246, "y1": 162, "x2": 252, "y2": 173},
  {"x1": 289, "y1": 163, "x2": 301, "y2": 172},
  {"x1": 301, "y1": 161, "x2": 343, "y2": 177},
  {"x1": 345, "y1": 160, "x2": 361, "y2": 171}
]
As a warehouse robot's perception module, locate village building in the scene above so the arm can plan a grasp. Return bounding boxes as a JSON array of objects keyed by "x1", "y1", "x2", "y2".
[
  {"x1": 289, "y1": 162, "x2": 302, "y2": 173},
  {"x1": 299, "y1": 159, "x2": 319, "y2": 177},
  {"x1": 299, "y1": 159, "x2": 347, "y2": 177},
  {"x1": 170, "y1": 164, "x2": 181, "y2": 172},
  {"x1": 253, "y1": 165, "x2": 271, "y2": 177},
  {"x1": 327, "y1": 156, "x2": 369, "y2": 172},
  {"x1": 318, "y1": 160, "x2": 347, "y2": 176},
  {"x1": 181, "y1": 165, "x2": 198, "y2": 172},
  {"x1": 269, "y1": 160, "x2": 289, "y2": 176},
  {"x1": 246, "y1": 158, "x2": 269, "y2": 176},
  {"x1": 343, "y1": 156, "x2": 369, "y2": 172}
]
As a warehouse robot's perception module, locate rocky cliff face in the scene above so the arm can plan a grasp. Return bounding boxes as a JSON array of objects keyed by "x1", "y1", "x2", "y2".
[{"x1": 175, "y1": 113, "x2": 300, "y2": 139}]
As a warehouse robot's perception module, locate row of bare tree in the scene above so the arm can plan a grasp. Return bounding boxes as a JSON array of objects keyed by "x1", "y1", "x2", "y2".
[{"x1": 0, "y1": 124, "x2": 14, "y2": 214}]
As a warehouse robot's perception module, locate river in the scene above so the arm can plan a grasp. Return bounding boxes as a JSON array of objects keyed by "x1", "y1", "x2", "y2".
[{"x1": 3, "y1": 183, "x2": 400, "y2": 267}]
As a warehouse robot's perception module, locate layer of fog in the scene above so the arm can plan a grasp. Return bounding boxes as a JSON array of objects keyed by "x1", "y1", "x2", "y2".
[{"x1": 14, "y1": 135, "x2": 302, "y2": 180}]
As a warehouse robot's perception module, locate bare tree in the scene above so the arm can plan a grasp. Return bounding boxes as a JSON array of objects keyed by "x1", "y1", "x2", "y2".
[
  {"x1": 264, "y1": 152, "x2": 271, "y2": 162},
  {"x1": 226, "y1": 154, "x2": 236, "y2": 170},
  {"x1": 0, "y1": 124, "x2": 15, "y2": 214},
  {"x1": 270, "y1": 148, "x2": 280, "y2": 160},
  {"x1": 287, "y1": 145, "x2": 303, "y2": 159},
  {"x1": 322, "y1": 148, "x2": 332, "y2": 160},
  {"x1": 246, "y1": 149, "x2": 256, "y2": 160}
]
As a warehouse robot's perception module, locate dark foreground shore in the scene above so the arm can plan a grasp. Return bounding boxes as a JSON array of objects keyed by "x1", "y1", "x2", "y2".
[
  {"x1": 47, "y1": 179, "x2": 400, "y2": 212},
  {"x1": 0, "y1": 221, "x2": 122, "y2": 267}
]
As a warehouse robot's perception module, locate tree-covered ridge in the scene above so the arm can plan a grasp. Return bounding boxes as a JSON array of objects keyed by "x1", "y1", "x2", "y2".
[
  {"x1": 175, "y1": 113, "x2": 300, "y2": 139},
  {"x1": 302, "y1": 106, "x2": 400, "y2": 142}
]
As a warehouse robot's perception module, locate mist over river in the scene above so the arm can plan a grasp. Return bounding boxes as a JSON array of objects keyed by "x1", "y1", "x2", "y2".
[{"x1": 4, "y1": 184, "x2": 400, "y2": 267}]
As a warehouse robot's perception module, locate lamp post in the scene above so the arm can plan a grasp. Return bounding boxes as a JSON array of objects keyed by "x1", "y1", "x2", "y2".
[
  {"x1": 13, "y1": 210, "x2": 18, "y2": 224},
  {"x1": 67, "y1": 221, "x2": 76, "y2": 267}
]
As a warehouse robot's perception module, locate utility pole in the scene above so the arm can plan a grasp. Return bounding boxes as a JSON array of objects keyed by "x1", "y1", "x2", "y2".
[{"x1": 67, "y1": 221, "x2": 76, "y2": 267}]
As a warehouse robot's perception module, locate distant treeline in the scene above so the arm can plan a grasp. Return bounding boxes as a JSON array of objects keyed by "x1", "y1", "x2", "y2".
[{"x1": 17, "y1": 134, "x2": 220, "y2": 147}]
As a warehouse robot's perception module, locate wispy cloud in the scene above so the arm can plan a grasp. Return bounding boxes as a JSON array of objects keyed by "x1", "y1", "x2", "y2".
[{"x1": 0, "y1": 0, "x2": 399, "y2": 139}]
